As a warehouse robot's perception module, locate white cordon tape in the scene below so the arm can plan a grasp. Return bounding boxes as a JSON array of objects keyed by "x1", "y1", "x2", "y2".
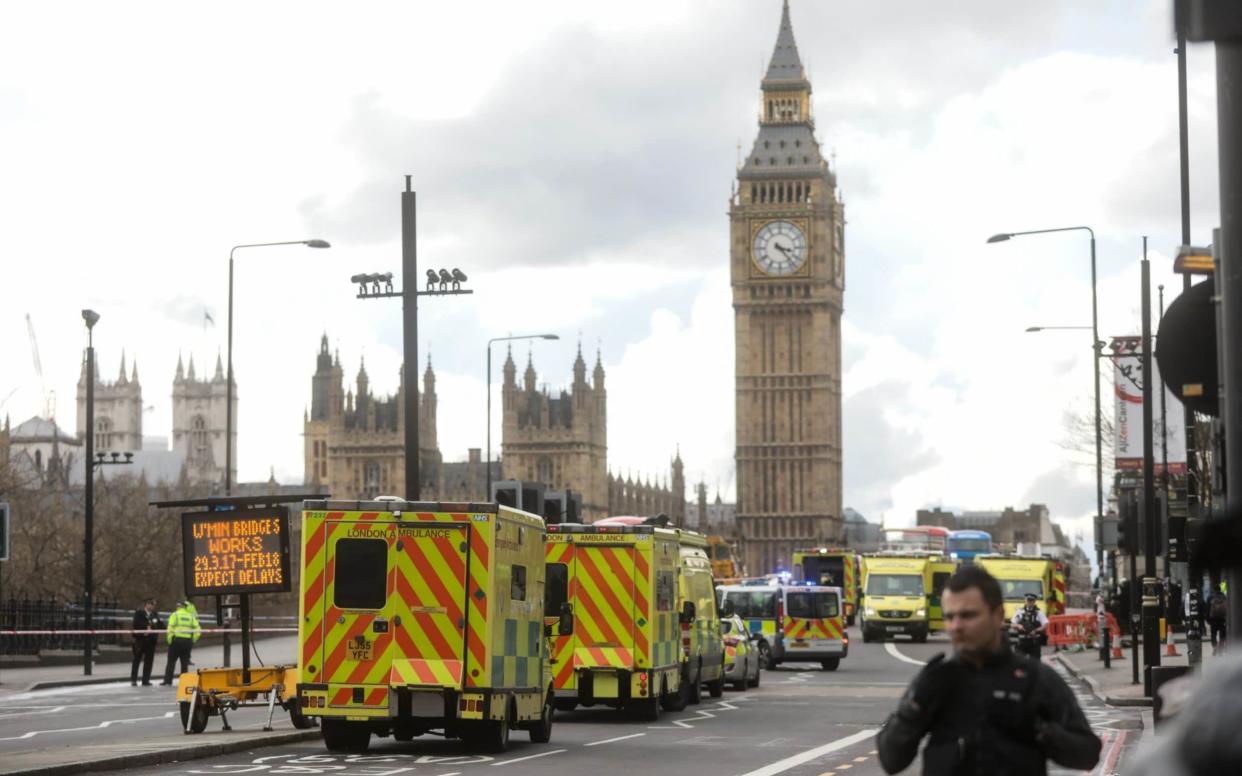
[{"x1": 0, "y1": 627, "x2": 298, "y2": 636}]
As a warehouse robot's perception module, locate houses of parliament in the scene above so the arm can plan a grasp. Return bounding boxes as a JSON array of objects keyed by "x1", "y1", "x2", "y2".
[{"x1": 302, "y1": 336, "x2": 684, "y2": 525}]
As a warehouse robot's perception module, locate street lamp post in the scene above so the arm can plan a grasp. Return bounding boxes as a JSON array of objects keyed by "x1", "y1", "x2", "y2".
[
  {"x1": 486, "y1": 334, "x2": 559, "y2": 498},
  {"x1": 225, "y1": 240, "x2": 330, "y2": 495},
  {"x1": 989, "y1": 227, "x2": 1104, "y2": 590},
  {"x1": 80, "y1": 309, "x2": 133, "y2": 675},
  {"x1": 352, "y1": 177, "x2": 473, "y2": 500}
]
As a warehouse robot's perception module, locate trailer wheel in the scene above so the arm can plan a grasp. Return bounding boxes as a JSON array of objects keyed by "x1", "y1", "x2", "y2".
[
  {"x1": 322, "y1": 718, "x2": 371, "y2": 753},
  {"x1": 529, "y1": 693, "x2": 554, "y2": 743},
  {"x1": 179, "y1": 700, "x2": 210, "y2": 734}
]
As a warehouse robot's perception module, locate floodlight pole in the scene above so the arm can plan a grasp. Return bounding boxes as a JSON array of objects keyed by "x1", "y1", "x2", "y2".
[{"x1": 403, "y1": 177, "x2": 420, "y2": 501}]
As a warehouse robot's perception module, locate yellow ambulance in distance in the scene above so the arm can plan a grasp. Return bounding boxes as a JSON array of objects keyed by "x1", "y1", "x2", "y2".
[
  {"x1": 860, "y1": 555, "x2": 930, "y2": 643},
  {"x1": 675, "y1": 527, "x2": 726, "y2": 704},
  {"x1": 296, "y1": 500, "x2": 560, "y2": 754},
  {"x1": 543, "y1": 518, "x2": 683, "y2": 719},
  {"x1": 976, "y1": 555, "x2": 1057, "y2": 621},
  {"x1": 792, "y1": 548, "x2": 860, "y2": 625}
]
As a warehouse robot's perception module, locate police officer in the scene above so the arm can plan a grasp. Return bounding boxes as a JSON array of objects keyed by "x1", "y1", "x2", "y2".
[
  {"x1": 1011, "y1": 592, "x2": 1049, "y2": 659},
  {"x1": 877, "y1": 565, "x2": 1099, "y2": 775},
  {"x1": 130, "y1": 598, "x2": 160, "y2": 686},
  {"x1": 160, "y1": 599, "x2": 201, "y2": 686}
]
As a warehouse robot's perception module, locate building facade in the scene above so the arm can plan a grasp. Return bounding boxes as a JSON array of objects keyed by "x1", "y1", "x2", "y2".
[
  {"x1": 170, "y1": 354, "x2": 236, "y2": 487},
  {"x1": 303, "y1": 335, "x2": 441, "y2": 500},
  {"x1": 917, "y1": 504, "x2": 1072, "y2": 559},
  {"x1": 732, "y1": 1, "x2": 846, "y2": 575},
  {"x1": 76, "y1": 352, "x2": 142, "y2": 454}
]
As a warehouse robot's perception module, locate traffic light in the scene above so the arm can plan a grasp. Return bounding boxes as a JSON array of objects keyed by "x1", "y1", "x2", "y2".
[{"x1": 1117, "y1": 491, "x2": 1138, "y2": 554}]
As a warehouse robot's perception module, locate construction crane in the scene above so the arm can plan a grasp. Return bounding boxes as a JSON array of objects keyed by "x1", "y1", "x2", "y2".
[{"x1": 26, "y1": 313, "x2": 55, "y2": 421}]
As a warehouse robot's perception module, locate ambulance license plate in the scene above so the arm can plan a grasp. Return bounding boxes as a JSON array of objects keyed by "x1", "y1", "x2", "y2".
[
  {"x1": 886, "y1": 626, "x2": 904, "y2": 633},
  {"x1": 790, "y1": 641, "x2": 808, "y2": 648}
]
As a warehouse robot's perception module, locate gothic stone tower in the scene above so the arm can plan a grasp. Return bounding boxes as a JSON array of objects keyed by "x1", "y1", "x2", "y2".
[
  {"x1": 501, "y1": 347, "x2": 608, "y2": 521},
  {"x1": 732, "y1": 1, "x2": 845, "y2": 575},
  {"x1": 76, "y1": 351, "x2": 143, "y2": 452},
  {"x1": 172, "y1": 353, "x2": 236, "y2": 486}
]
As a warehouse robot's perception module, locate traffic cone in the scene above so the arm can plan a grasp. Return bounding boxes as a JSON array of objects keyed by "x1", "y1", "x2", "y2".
[
  {"x1": 1165, "y1": 624, "x2": 1180, "y2": 657},
  {"x1": 1110, "y1": 627, "x2": 1124, "y2": 660}
]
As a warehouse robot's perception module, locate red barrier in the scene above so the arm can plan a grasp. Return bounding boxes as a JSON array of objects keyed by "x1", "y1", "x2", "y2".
[{"x1": 1047, "y1": 613, "x2": 1123, "y2": 649}]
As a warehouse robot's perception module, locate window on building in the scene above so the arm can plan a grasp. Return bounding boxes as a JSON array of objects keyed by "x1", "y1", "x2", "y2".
[
  {"x1": 537, "y1": 456, "x2": 553, "y2": 485},
  {"x1": 190, "y1": 415, "x2": 208, "y2": 462},
  {"x1": 363, "y1": 461, "x2": 381, "y2": 498},
  {"x1": 95, "y1": 417, "x2": 113, "y2": 450}
]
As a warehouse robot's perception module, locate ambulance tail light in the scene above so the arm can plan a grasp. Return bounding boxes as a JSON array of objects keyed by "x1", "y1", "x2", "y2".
[{"x1": 723, "y1": 636, "x2": 739, "y2": 647}]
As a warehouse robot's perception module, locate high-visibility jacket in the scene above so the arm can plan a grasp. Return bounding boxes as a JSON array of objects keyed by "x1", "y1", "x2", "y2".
[{"x1": 166, "y1": 606, "x2": 201, "y2": 644}]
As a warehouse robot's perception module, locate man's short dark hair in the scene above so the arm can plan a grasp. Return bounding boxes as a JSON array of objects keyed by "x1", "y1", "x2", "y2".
[{"x1": 945, "y1": 565, "x2": 1003, "y2": 611}]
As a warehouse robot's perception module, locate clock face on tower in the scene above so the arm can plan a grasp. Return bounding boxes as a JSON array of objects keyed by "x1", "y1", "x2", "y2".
[{"x1": 752, "y1": 220, "x2": 808, "y2": 276}]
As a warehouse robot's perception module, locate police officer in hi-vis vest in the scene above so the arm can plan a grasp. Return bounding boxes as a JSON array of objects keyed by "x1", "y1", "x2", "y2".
[
  {"x1": 160, "y1": 600, "x2": 201, "y2": 686},
  {"x1": 1011, "y1": 592, "x2": 1049, "y2": 659}
]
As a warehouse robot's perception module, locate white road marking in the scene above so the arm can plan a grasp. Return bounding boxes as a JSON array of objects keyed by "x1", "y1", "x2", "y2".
[
  {"x1": 585, "y1": 732, "x2": 646, "y2": 746},
  {"x1": 0, "y1": 710, "x2": 176, "y2": 741},
  {"x1": 884, "y1": 643, "x2": 927, "y2": 666},
  {"x1": 737, "y1": 728, "x2": 880, "y2": 776},
  {"x1": 491, "y1": 749, "x2": 566, "y2": 766}
]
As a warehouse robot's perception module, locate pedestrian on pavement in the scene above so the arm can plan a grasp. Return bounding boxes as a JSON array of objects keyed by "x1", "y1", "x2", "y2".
[
  {"x1": 130, "y1": 598, "x2": 161, "y2": 686},
  {"x1": 1011, "y1": 592, "x2": 1049, "y2": 659},
  {"x1": 877, "y1": 565, "x2": 1100, "y2": 775},
  {"x1": 1207, "y1": 584, "x2": 1227, "y2": 654},
  {"x1": 160, "y1": 599, "x2": 201, "y2": 686}
]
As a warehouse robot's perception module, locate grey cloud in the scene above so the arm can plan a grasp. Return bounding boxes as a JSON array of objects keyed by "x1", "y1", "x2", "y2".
[
  {"x1": 155, "y1": 294, "x2": 216, "y2": 329},
  {"x1": 843, "y1": 380, "x2": 940, "y2": 517},
  {"x1": 1018, "y1": 465, "x2": 1096, "y2": 523},
  {"x1": 300, "y1": 1, "x2": 1093, "y2": 273}
]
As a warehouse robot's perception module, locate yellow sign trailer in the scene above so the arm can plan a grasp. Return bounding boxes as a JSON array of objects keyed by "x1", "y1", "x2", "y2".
[
  {"x1": 296, "y1": 501, "x2": 557, "y2": 754},
  {"x1": 544, "y1": 522, "x2": 682, "y2": 719}
]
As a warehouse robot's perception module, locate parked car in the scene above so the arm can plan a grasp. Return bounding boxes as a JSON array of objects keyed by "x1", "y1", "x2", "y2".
[{"x1": 720, "y1": 614, "x2": 761, "y2": 690}]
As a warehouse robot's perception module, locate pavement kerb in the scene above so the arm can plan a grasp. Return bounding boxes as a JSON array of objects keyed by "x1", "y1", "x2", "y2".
[
  {"x1": 7, "y1": 729, "x2": 322, "y2": 776},
  {"x1": 26, "y1": 676, "x2": 132, "y2": 692},
  {"x1": 1053, "y1": 653, "x2": 1153, "y2": 708}
]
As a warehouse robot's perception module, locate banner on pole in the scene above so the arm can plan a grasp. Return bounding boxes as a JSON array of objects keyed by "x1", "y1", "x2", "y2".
[{"x1": 1112, "y1": 336, "x2": 1187, "y2": 474}]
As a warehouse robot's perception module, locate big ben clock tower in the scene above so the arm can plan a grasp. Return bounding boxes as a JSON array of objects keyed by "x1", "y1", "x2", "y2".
[{"x1": 732, "y1": 0, "x2": 844, "y2": 575}]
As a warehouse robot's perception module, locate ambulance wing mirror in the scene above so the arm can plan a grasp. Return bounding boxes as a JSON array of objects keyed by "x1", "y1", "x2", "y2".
[
  {"x1": 680, "y1": 601, "x2": 696, "y2": 624},
  {"x1": 558, "y1": 602, "x2": 575, "y2": 636}
]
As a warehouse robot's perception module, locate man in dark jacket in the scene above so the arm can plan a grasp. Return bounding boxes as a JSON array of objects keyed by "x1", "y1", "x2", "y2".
[
  {"x1": 877, "y1": 565, "x2": 1100, "y2": 775},
  {"x1": 130, "y1": 598, "x2": 160, "y2": 686}
]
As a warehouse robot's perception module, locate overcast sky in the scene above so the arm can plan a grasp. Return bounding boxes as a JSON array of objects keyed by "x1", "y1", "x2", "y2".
[{"x1": 1, "y1": 1, "x2": 1222, "y2": 563}]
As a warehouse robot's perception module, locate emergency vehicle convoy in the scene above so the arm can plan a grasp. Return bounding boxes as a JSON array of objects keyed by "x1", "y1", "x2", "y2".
[
  {"x1": 718, "y1": 582, "x2": 849, "y2": 670},
  {"x1": 544, "y1": 517, "x2": 723, "y2": 719},
  {"x1": 295, "y1": 500, "x2": 562, "y2": 753}
]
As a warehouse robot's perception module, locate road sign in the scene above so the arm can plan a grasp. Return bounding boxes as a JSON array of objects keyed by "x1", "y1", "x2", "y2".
[{"x1": 181, "y1": 507, "x2": 292, "y2": 596}]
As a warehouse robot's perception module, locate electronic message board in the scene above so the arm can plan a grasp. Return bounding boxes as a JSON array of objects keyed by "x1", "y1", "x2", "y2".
[{"x1": 182, "y1": 507, "x2": 292, "y2": 596}]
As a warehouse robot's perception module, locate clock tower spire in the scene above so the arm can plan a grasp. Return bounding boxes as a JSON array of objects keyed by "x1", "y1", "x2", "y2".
[{"x1": 731, "y1": 0, "x2": 845, "y2": 575}]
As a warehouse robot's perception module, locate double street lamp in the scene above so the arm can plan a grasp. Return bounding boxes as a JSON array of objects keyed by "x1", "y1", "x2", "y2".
[
  {"x1": 486, "y1": 334, "x2": 559, "y2": 497},
  {"x1": 989, "y1": 226, "x2": 1104, "y2": 586},
  {"x1": 225, "y1": 240, "x2": 330, "y2": 494}
]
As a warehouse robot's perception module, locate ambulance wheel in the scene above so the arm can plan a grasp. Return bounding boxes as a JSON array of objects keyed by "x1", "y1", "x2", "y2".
[
  {"x1": 687, "y1": 665, "x2": 703, "y2": 706},
  {"x1": 632, "y1": 686, "x2": 661, "y2": 721},
  {"x1": 847, "y1": 613, "x2": 856, "y2": 627},
  {"x1": 707, "y1": 669, "x2": 725, "y2": 698},
  {"x1": 179, "y1": 700, "x2": 209, "y2": 734},
  {"x1": 861, "y1": 627, "x2": 874, "y2": 644},
  {"x1": 529, "y1": 694, "x2": 554, "y2": 743},
  {"x1": 912, "y1": 631, "x2": 928, "y2": 644},
  {"x1": 820, "y1": 658, "x2": 840, "y2": 671},
  {"x1": 474, "y1": 716, "x2": 510, "y2": 753},
  {"x1": 661, "y1": 672, "x2": 688, "y2": 711},
  {"x1": 322, "y1": 718, "x2": 371, "y2": 753},
  {"x1": 288, "y1": 705, "x2": 315, "y2": 730}
]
